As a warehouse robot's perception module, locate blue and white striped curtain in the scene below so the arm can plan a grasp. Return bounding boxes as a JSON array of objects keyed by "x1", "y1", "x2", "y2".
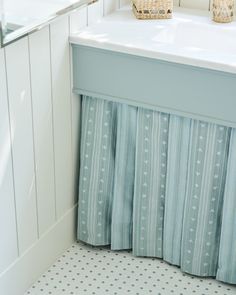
[{"x1": 78, "y1": 96, "x2": 236, "y2": 285}]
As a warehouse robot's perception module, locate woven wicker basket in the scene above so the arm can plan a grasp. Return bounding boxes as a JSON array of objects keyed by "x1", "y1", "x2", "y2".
[
  {"x1": 132, "y1": 0, "x2": 173, "y2": 19},
  {"x1": 212, "y1": 0, "x2": 234, "y2": 23}
]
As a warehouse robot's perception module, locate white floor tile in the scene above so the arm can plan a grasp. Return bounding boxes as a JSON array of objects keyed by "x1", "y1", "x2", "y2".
[{"x1": 25, "y1": 242, "x2": 236, "y2": 295}]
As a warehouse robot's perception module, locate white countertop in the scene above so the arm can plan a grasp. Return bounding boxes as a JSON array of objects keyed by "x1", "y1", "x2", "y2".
[{"x1": 70, "y1": 6, "x2": 236, "y2": 74}]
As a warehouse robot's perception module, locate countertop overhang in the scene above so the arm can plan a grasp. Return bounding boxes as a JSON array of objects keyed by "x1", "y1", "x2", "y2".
[{"x1": 70, "y1": 6, "x2": 236, "y2": 74}]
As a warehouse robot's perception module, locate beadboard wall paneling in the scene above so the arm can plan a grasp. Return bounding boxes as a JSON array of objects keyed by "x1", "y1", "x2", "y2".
[
  {"x1": 120, "y1": 0, "x2": 130, "y2": 9},
  {"x1": 179, "y1": 0, "x2": 236, "y2": 12},
  {"x1": 69, "y1": 6, "x2": 88, "y2": 31},
  {"x1": 50, "y1": 16, "x2": 74, "y2": 219},
  {"x1": 5, "y1": 38, "x2": 39, "y2": 255},
  {"x1": 180, "y1": 0, "x2": 210, "y2": 10},
  {"x1": 29, "y1": 27, "x2": 56, "y2": 237},
  {"x1": 0, "y1": 49, "x2": 18, "y2": 274},
  {"x1": 173, "y1": 0, "x2": 180, "y2": 6},
  {"x1": 0, "y1": 207, "x2": 77, "y2": 295},
  {"x1": 88, "y1": 0, "x2": 104, "y2": 24},
  {"x1": 0, "y1": 2, "x2": 111, "y2": 293},
  {"x1": 104, "y1": 0, "x2": 118, "y2": 15}
]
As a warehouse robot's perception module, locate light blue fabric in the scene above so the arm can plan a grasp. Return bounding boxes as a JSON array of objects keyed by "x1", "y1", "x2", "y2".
[
  {"x1": 217, "y1": 129, "x2": 236, "y2": 284},
  {"x1": 181, "y1": 121, "x2": 230, "y2": 277},
  {"x1": 133, "y1": 109, "x2": 169, "y2": 258},
  {"x1": 78, "y1": 95, "x2": 236, "y2": 285},
  {"x1": 163, "y1": 115, "x2": 191, "y2": 266},
  {"x1": 78, "y1": 97, "x2": 117, "y2": 245},
  {"x1": 111, "y1": 104, "x2": 137, "y2": 250}
]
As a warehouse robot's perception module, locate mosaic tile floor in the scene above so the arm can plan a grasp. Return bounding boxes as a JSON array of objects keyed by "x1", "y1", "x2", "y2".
[{"x1": 25, "y1": 242, "x2": 236, "y2": 295}]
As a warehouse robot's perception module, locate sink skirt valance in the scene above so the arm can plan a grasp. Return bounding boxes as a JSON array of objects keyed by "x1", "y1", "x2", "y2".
[{"x1": 77, "y1": 96, "x2": 236, "y2": 285}]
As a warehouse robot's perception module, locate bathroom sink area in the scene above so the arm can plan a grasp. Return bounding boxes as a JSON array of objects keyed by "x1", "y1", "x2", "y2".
[
  {"x1": 70, "y1": 6, "x2": 236, "y2": 74},
  {"x1": 70, "y1": 6, "x2": 236, "y2": 128}
]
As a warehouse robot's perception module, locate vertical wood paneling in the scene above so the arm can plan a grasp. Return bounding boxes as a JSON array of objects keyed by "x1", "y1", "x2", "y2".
[
  {"x1": 69, "y1": 7, "x2": 88, "y2": 32},
  {"x1": 5, "y1": 38, "x2": 38, "y2": 254},
  {"x1": 180, "y1": 0, "x2": 210, "y2": 10},
  {"x1": 0, "y1": 49, "x2": 18, "y2": 274},
  {"x1": 119, "y1": 0, "x2": 130, "y2": 9},
  {"x1": 173, "y1": 0, "x2": 180, "y2": 6},
  {"x1": 88, "y1": 1, "x2": 103, "y2": 24},
  {"x1": 50, "y1": 17, "x2": 74, "y2": 218},
  {"x1": 29, "y1": 27, "x2": 56, "y2": 237},
  {"x1": 104, "y1": 0, "x2": 118, "y2": 15},
  {"x1": 0, "y1": 1, "x2": 117, "y2": 289}
]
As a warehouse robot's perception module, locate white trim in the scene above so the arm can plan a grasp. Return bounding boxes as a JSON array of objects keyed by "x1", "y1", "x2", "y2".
[{"x1": 0, "y1": 205, "x2": 77, "y2": 295}]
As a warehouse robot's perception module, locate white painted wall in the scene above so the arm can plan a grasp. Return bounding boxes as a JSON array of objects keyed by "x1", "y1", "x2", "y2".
[
  {"x1": 177, "y1": 0, "x2": 210, "y2": 10},
  {"x1": 178, "y1": 0, "x2": 234, "y2": 13},
  {"x1": 177, "y1": 0, "x2": 236, "y2": 15},
  {"x1": 121, "y1": 0, "x2": 208, "y2": 11},
  {"x1": 122, "y1": 0, "x2": 236, "y2": 14},
  {"x1": 0, "y1": 1, "x2": 116, "y2": 294}
]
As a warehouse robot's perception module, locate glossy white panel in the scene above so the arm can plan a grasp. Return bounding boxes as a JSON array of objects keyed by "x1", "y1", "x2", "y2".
[
  {"x1": 29, "y1": 28, "x2": 56, "y2": 236},
  {"x1": 0, "y1": 206, "x2": 77, "y2": 295},
  {"x1": 50, "y1": 17, "x2": 74, "y2": 218},
  {"x1": 104, "y1": 0, "x2": 117, "y2": 15},
  {"x1": 5, "y1": 38, "x2": 38, "y2": 254},
  {"x1": 119, "y1": 0, "x2": 129, "y2": 9},
  {"x1": 174, "y1": 0, "x2": 180, "y2": 6},
  {"x1": 88, "y1": 1, "x2": 103, "y2": 24},
  {"x1": 0, "y1": 49, "x2": 18, "y2": 274},
  {"x1": 69, "y1": 7, "x2": 88, "y2": 33},
  {"x1": 180, "y1": 0, "x2": 210, "y2": 10}
]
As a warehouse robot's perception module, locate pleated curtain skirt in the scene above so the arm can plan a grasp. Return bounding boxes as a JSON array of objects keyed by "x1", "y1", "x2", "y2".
[{"x1": 77, "y1": 96, "x2": 236, "y2": 285}]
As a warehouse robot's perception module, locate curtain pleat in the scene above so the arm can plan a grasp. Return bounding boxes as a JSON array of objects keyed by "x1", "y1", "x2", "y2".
[
  {"x1": 78, "y1": 95, "x2": 236, "y2": 285},
  {"x1": 216, "y1": 129, "x2": 236, "y2": 284},
  {"x1": 78, "y1": 97, "x2": 117, "y2": 245},
  {"x1": 181, "y1": 122, "x2": 230, "y2": 277},
  {"x1": 111, "y1": 104, "x2": 137, "y2": 250},
  {"x1": 133, "y1": 109, "x2": 169, "y2": 258},
  {"x1": 163, "y1": 116, "x2": 191, "y2": 266}
]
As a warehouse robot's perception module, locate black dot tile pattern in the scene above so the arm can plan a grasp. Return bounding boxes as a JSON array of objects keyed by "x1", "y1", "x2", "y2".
[{"x1": 25, "y1": 242, "x2": 236, "y2": 295}]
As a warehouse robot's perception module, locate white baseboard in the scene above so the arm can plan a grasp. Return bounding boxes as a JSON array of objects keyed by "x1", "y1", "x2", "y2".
[{"x1": 0, "y1": 205, "x2": 77, "y2": 295}]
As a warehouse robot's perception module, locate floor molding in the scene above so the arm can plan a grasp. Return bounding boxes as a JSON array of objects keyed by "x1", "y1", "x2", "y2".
[{"x1": 0, "y1": 205, "x2": 77, "y2": 295}]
